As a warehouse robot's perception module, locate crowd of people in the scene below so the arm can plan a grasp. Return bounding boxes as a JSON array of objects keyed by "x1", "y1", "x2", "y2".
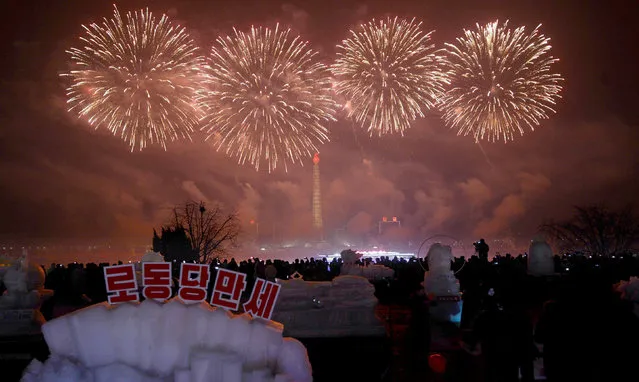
[
  {"x1": 12, "y1": 247, "x2": 639, "y2": 381},
  {"x1": 453, "y1": 252, "x2": 639, "y2": 381}
]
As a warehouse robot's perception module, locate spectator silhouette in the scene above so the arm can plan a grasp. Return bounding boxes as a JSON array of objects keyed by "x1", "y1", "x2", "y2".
[
  {"x1": 468, "y1": 287, "x2": 536, "y2": 382},
  {"x1": 406, "y1": 281, "x2": 431, "y2": 373},
  {"x1": 30, "y1": 248, "x2": 639, "y2": 382},
  {"x1": 474, "y1": 239, "x2": 490, "y2": 261},
  {"x1": 536, "y1": 277, "x2": 639, "y2": 382}
]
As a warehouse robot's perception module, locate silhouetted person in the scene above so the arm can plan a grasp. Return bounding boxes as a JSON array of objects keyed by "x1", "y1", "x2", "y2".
[
  {"x1": 468, "y1": 289, "x2": 535, "y2": 382},
  {"x1": 227, "y1": 258, "x2": 239, "y2": 271},
  {"x1": 407, "y1": 285, "x2": 431, "y2": 373},
  {"x1": 474, "y1": 239, "x2": 490, "y2": 261},
  {"x1": 536, "y1": 278, "x2": 639, "y2": 382}
]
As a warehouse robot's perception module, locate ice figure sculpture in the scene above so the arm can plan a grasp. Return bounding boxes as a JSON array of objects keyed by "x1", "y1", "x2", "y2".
[
  {"x1": 423, "y1": 244, "x2": 462, "y2": 324},
  {"x1": 135, "y1": 251, "x2": 170, "y2": 289},
  {"x1": 338, "y1": 249, "x2": 394, "y2": 281},
  {"x1": 616, "y1": 277, "x2": 639, "y2": 319},
  {"x1": 617, "y1": 277, "x2": 639, "y2": 301},
  {"x1": 424, "y1": 244, "x2": 459, "y2": 295},
  {"x1": 527, "y1": 238, "x2": 555, "y2": 276},
  {"x1": 0, "y1": 251, "x2": 53, "y2": 335},
  {"x1": 21, "y1": 299, "x2": 312, "y2": 382},
  {"x1": 141, "y1": 251, "x2": 165, "y2": 263},
  {"x1": 338, "y1": 249, "x2": 362, "y2": 275}
]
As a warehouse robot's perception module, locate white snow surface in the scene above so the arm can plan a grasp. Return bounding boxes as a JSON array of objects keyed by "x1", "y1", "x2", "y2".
[
  {"x1": 21, "y1": 298, "x2": 312, "y2": 382},
  {"x1": 340, "y1": 264, "x2": 394, "y2": 281}
]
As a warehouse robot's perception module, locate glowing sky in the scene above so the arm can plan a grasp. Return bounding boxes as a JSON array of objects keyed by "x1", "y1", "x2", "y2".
[{"x1": 1, "y1": 0, "x2": 637, "y2": 248}]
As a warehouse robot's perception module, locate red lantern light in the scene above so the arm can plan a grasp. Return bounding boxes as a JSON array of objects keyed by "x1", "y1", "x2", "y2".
[{"x1": 428, "y1": 353, "x2": 447, "y2": 374}]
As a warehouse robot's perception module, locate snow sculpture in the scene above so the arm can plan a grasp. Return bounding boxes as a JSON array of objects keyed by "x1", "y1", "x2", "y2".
[
  {"x1": 616, "y1": 277, "x2": 639, "y2": 319},
  {"x1": 0, "y1": 251, "x2": 53, "y2": 334},
  {"x1": 272, "y1": 275, "x2": 385, "y2": 338},
  {"x1": 339, "y1": 249, "x2": 394, "y2": 281},
  {"x1": 423, "y1": 243, "x2": 462, "y2": 324},
  {"x1": 135, "y1": 251, "x2": 168, "y2": 288},
  {"x1": 21, "y1": 299, "x2": 312, "y2": 382},
  {"x1": 338, "y1": 249, "x2": 362, "y2": 275},
  {"x1": 527, "y1": 238, "x2": 555, "y2": 276},
  {"x1": 617, "y1": 277, "x2": 639, "y2": 301},
  {"x1": 424, "y1": 244, "x2": 459, "y2": 296},
  {"x1": 141, "y1": 251, "x2": 165, "y2": 263},
  {"x1": 339, "y1": 249, "x2": 360, "y2": 264}
]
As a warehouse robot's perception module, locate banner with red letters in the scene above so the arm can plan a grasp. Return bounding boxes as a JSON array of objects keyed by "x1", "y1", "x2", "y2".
[{"x1": 103, "y1": 263, "x2": 281, "y2": 321}]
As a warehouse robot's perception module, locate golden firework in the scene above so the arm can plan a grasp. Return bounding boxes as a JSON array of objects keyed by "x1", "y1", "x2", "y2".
[
  {"x1": 332, "y1": 17, "x2": 447, "y2": 136},
  {"x1": 440, "y1": 20, "x2": 563, "y2": 142},
  {"x1": 199, "y1": 25, "x2": 337, "y2": 173},
  {"x1": 64, "y1": 6, "x2": 206, "y2": 151}
]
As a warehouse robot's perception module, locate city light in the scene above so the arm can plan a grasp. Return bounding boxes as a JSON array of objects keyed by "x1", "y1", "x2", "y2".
[{"x1": 318, "y1": 250, "x2": 415, "y2": 261}]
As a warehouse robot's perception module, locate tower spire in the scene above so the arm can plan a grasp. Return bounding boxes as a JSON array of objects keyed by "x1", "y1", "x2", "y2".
[{"x1": 312, "y1": 153, "x2": 323, "y2": 240}]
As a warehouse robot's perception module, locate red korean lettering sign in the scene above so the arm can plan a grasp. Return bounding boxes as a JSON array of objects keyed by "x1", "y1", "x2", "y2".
[
  {"x1": 210, "y1": 269, "x2": 247, "y2": 311},
  {"x1": 178, "y1": 263, "x2": 210, "y2": 303},
  {"x1": 142, "y1": 262, "x2": 172, "y2": 302},
  {"x1": 243, "y1": 278, "x2": 281, "y2": 320},
  {"x1": 104, "y1": 264, "x2": 139, "y2": 304}
]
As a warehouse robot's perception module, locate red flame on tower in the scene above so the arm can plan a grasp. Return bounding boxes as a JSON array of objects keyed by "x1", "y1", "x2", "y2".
[{"x1": 313, "y1": 153, "x2": 320, "y2": 164}]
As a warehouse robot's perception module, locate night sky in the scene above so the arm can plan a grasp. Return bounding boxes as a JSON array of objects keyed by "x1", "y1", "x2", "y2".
[{"x1": 1, "y1": 0, "x2": 638, "y2": 248}]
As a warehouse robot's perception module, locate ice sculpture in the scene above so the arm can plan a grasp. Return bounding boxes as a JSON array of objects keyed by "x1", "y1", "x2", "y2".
[
  {"x1": 21, "y1": 299, "x2": 312, "y2": 382},
  {"x1": 617, "y1": 277, "x2": 639, "y2": 301},
  {"x1": 141, "y1": 251, "x2": 166, "y2": 263},
  {"x1": 423, "y1": 244, "x2": 462, "y2": 324},
  {"x1": 340, "y1": 249, "x2": 361, "y2": 263},
  {"x1": 424, "y1": 244, "x2": 459, "y2": 295},
  {"x1": 0, "y1": 251, "x2": 53, "y2": 335},
  {"x1": 616, "y1": 277, "x2": 639, "y2": 319},
  {"x1": 272, "y1": 275, "x2": 385, "y2": 338},
  {"x1": 135, "y1": 251, "x2": 169, "y2": 288},
  {"x1": 527, "y1": 238, "x2": 555, "y2": 276},
  {"x1": 339, "y1": 249, "x2": 394, "y2": 281}
]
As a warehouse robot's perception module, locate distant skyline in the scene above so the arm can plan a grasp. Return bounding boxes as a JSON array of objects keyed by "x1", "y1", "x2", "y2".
[
  {"x1": 1, "y1": 0, "x2": 638, "y2": 249},
  {"x1": 0, "y1": 238, "x2": 522, "y2": 266}
]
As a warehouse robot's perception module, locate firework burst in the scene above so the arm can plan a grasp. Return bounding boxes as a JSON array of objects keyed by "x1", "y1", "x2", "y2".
[
  {"x1": 199, "y1": 24, "x2": 336, "y2": 172},
  {"x1": 440, "y1": 20, "x2": 563, "y2": 142},
  {"x1": 63, "y1": 6, "x2": 206, "y2": 151},
  {"x1": 332, "y1": 17, "x2": 447, "y2": 136}
]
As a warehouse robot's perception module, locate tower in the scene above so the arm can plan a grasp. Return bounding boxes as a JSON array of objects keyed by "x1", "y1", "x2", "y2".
[{"x1": 312, "y1": 153, "x2": 323, "y2": 240}]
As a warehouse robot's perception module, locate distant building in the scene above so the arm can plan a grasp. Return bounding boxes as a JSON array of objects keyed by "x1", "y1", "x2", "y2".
[
  {"x1": 312, "y1": 153, "x2": 324, "y2": 241},
  {"x1": 378, "y1": 216, "x2": 401, "y2": 236}
]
